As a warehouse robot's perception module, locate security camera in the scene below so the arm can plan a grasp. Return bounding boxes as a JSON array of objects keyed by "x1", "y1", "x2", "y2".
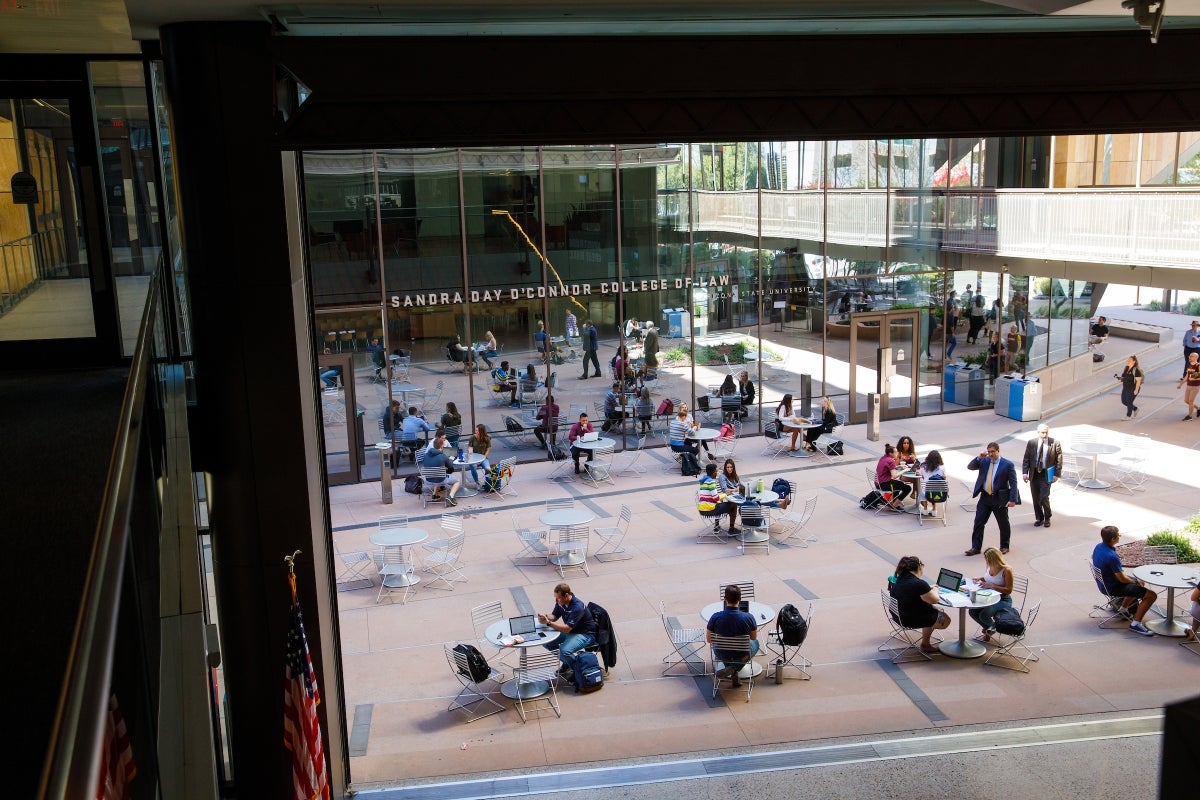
[{"x1": 1122, "y1": 0, "x2": 1165, "y2": 43}]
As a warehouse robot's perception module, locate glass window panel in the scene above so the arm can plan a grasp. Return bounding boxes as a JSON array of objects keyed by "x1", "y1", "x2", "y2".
[
  {"x1": 0, "y1": 96, "x2": 95, "y2": 342},
  {"x1": 1177, "y1": 132, "x2": 1200, "y2": 185},
  {"x1": 1094, "y1": 133, "x2": 1138, "y2": 186}
]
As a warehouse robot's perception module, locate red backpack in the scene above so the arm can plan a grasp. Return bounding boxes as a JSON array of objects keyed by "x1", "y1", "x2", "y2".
[{"x1": 656, "y1": 398, "x2": 673, "y2": 416}]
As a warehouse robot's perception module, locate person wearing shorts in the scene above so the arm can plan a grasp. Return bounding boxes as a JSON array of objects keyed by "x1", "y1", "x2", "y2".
[
  {"x1": 1177, "y1": 351, "x2": 1200, "y2": 421},
  {"x1": 1091, "y1": 526, "x2": 1157, "y2": 636}
]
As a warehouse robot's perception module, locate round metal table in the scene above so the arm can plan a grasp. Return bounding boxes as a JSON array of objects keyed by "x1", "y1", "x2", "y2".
[
  {"x1": 484, "y1": 619, "x2": 562, "y2": 698},
  {"x1": 1132, "y1": 563, "x2": 1200, "y2": 636},
  {"x1": 1072, "y1": 442, "x2": 1120, "y2": 489},
  {"x1": 539, "y1": 507, "x2": 597, "y2": 566},
  {"x1": 937, "y1": 590, "x2": 1001, "y2": 658},
  {"x1": 452, "y1": 452, "x2": 487, "y2": 496},
  {"x1": 728, "y1": 490, "x2": 779, "y2": 542},
  {"x1": 369, "y1": 527, "x2": 428, "y2": 588},
  {"x1": 390, "y1": 382, "x2": 424, "y2": 405},
  {"x1": 701, "y1": 600, "x2": 776, "y2": 678}
]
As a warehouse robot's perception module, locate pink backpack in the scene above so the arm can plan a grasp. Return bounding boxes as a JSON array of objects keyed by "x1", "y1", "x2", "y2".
[{"x1": 656, "y1": 398, "x2": 673, "y2": 416}]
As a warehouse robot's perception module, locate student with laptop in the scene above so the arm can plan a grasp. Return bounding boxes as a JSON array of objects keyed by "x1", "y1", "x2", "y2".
[
  {"x1": 538, "y1": 582, "x2": 597, "y2": 677},
  {"x1": 889, "y1": 556, "x2": 951, "y2": 654},
  {"x1": 705, "y1": 584, "x2": 759, "y2": 687},
  {"x1": 567, "y1": 412, "x2": 596, "y2": 474}
]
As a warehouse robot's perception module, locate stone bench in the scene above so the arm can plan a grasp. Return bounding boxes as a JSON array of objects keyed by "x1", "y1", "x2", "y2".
[{"x1": 1104, "y1": 319, "x2": 1171, "y2": 344}]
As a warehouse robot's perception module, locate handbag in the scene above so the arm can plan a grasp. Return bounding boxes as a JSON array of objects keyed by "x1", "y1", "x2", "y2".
[{"x1": 403, "y1": 475, "x2": 423, "y2": 494}]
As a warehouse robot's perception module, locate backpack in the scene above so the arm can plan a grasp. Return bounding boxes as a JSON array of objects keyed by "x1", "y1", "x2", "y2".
[
  {"x1": 776, "y1": 603, "x2": 809, "y2": 647},
  {"x1": 571, "y1": 651, "x2": 604, "y2": 694},
  {"x1": 1092, "y1": 352, "x2": 1105, "y2": 363},
  {"x1": 452, "y1": 643, "x2": 491, "y2": 683},
  {"x1": 656, "y1": 398, "x2": 673, "y2": 416},
  {"x1": 824, "y1": 440, "x2": 844, "y2": 456},
  {"x1": 481, "y1": 464, "x2": 504, "y2": 493},
  {"x1": 717, "y1": 422, "x2": 735, "y2": 439},
  {"x1": 547, "y1": 443, "x2": 567, "y2": 461},
  {"x1": 680, "y1": 452, "x2": 701, "y2": 476},
  {"x1": 504, "y1": 416, "x2": 524, "y2": 434},
  {"x1": 992, "y1": 606, "x2": 1026, "y2": 636},
  {"x1": 403, "y1": 475, "x2": 423, "y2": 494},
  {"x1": 859, "y1": 490, "x2": 885, "y2": 509},
  {"x1": 771, "y1": 477, "x2": 791, "y2": 499}
]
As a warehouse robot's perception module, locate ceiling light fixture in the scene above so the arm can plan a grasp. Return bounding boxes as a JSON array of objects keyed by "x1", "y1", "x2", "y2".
[{"x1": 1121, "y1": 0, "x2": 1165, "y2": 43}]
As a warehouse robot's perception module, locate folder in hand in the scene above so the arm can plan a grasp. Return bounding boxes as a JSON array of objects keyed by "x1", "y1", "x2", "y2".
[{"x1": 1046, "y1": 466, "x2": 1056, "y2": 482}]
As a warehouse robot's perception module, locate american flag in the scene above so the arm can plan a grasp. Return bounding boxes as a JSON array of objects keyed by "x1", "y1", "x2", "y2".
[
  {"x1": 96, "y1": 693, "x2": 136, "y2": 800},
  {"x1": 284, "y1": 572, "x2": 330, "y2": 800}
]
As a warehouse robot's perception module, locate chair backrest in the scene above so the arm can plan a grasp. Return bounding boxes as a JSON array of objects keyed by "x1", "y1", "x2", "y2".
[
  {"x1": 1011, "y1": 573, "x2": 1030, "y2": 612},
  {"x1": 1089, "y1": 561, "x2": 1112, "y2": 597},
  {"x1": 546, "y1": 498, "x2": 574, "y2": 511},
  {"x1": 719, "y1": 581, "x2": 755, "y2": 601},
  {"x1": 421, "y1": 466, "x2": 448, "y2": 483},
  {"x1": 1023, "y1": 601, "x2": 1042, "y2": 634},
  {"x1": 923, "y1": 477, "x2": 950, "y2": 501},
  {"x1": 518, "y1": 649, "x2": 561, "y2": 682},
  {"x1": 1072, "y1": 432, "x2": 1096, "y2": 448},
  {"x1": 764, "y1": 421, "x2": 780, "y2": 439},
  {"x1": 739, "y1": 504, "x2": 767, "y2": 528},
  {"x1": 794, "y1": 494, "x2": 818, "y2": 526},
  {"x1": 1140, "y1": 544, "x2": 1178, "y2": 564},
  {"x1": 470, "y1": 601, "x2": 504, "y2": 637},
  {"x1": 616, "y1": 504, "x2": 633, "y2": 531},
  {"x1": 441, "y1": 514, "x2": 464, "y2": 534},
  {"x1": 709, "y1": 634, "x2": 751, "y2": 657},
  {"x1": 866, "y1": 467, "x2": 882, "y2": 491},
  {"x1": 378, "y1": 514, "x2": 409, "y2": 531},
  {"x1": 591, "y1": 445, "x2": 614, "y2": 464},
  {"x1": 557, "y1": 525, "x2": 590, "y2": 549}
]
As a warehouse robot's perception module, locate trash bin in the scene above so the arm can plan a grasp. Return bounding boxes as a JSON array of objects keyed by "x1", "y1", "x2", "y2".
[
  {"x1": 995, "y1": 376, "x2": 1042, "y2": 421},
  {"x1": 943, "y1": 363, "x2": 961, "y2": 404},
  {"x1": 953, "y1": 366, "x2": 985, "y2": 407}
]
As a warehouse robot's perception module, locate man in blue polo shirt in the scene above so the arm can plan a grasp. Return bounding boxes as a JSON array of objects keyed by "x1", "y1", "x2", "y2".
[
  {"x1": 706, "y1": 584, "x2": 759, "y2": 687},
  {"x1": 539, "y1": 583, "x2": 597, "y2": 676},
  {"x1": 1091, "y1": 525, "x2": 1157, "y2": 636}
]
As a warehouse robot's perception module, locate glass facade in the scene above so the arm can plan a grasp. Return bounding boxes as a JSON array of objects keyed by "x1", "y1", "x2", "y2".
[{"x1": 299, "y1": 137, "x2": 1197, "y2": 481}]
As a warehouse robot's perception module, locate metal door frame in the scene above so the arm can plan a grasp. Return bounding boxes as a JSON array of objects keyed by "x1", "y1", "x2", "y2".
[{"x1": 848, "y1": 309, "x2": 921, "y2": 425}]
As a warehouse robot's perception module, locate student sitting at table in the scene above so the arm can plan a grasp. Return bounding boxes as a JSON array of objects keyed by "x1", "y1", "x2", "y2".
[
  {"x1": 889, "y1": 555, "x2": 952, "y2": 655},
  {"x1": 697, "y1": 463, "x2": 736, "y2": 535},
  {"x1": 737, "y1": 371, "x2": 755, "y2": 419},
  {"x1": 634, "y1": 387, "x2": 654, "y2": 434},
  {"x1": 568, "y1": 412, "x2": 596, "y2": 474},
  {"x1": 803, "y1": 396, "x2": 837, "y2": 452},
  {"x1": 479, "y1": 330, "x2": 500, "y2": 369},
  {"x1": 717, "y1": 458, "x2": 743, "y2": 532},
  {"x1": 600, "y1": 382, "x2": 625, "y2": 433},
  {"x1": 491, "y1": 361, "x2": 519, "y2": 407},
  {"x1": 466, "y1": 423, "x2": 493, "y2": 487},
  {"x1": 775, "y1": 394, "x2": 805, "y2": 452},
  {"x1": 918, "y1": 449, "x2": 947, "y2": 516},
  {"x1": 706, "y1": 583, "x2": 759, "y2": 686},
  {"x1": 422, "y1": 431, "x2": 462, "y2": 507},
  {"x1": 969, "y1": 547, "x2": 1014, "y2": 642},
  {"x1": 895, "y1": 434, "x2": 920, "y2": 496},
  {"x1": 669, "y1": 404, "x2": 703, "y2": 458},
  {"x1": 876, "y1": 442, "x2": 912, "y2": 511},
  {"x1": 533, "y1": 394, "x2": 560, "y2": 449}
]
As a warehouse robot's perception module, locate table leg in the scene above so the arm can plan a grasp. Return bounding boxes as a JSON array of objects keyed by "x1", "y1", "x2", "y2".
[
  {"x1": 938, "y1": 607, "x2": 987, "y2": 658},
  {"x1": 1145, "y1": 587, "x2": 1191, "y2": 637}
]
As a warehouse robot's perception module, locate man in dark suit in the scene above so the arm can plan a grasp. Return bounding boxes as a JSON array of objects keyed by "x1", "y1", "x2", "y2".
[
  {"x1": 966, "y1": 442, "x2": 1020, "y2": 556},
  {"x1": 1021, "y1": 423, "x2": 1063, "y2": 528}
]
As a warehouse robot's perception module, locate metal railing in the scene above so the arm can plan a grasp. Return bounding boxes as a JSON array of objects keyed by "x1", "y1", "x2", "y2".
[{"x1": 0, "y1": 228, "x2": 70, "y2": 314}]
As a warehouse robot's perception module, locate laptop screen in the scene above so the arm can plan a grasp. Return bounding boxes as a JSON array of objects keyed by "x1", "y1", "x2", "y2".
[
  {"x1": 738, "y1": 600, "x2": 750, "y2": 613},
  {"x1": 509, "y1": 615, "x2": 536, "y2": 636},
  {"x1": 581, "y1": 431, "x2": 599, "y2": 442},
  {"x1": 935, "y1": 567, "x2": 964, "y2": 593}
]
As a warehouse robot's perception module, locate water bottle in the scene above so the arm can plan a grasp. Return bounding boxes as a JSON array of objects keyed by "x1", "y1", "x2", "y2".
[
  {"x1": 457, "y1": 448, "x2": 464, "y2": 462},
  {"x1": 774, "y1": 659, "x2": 784, "y2": 684}
]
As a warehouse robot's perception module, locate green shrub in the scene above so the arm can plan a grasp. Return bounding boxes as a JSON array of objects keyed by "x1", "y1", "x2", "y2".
[
  {"x1": 1145, "y1": 529, "x2": 1200, "y2": 564},
  {"x1": 1183, "y1": 297, "x2": 1200, "y2": 316},
  {"x1": 1145, "y1": 300, "x2": 1162, "y2": 311}
]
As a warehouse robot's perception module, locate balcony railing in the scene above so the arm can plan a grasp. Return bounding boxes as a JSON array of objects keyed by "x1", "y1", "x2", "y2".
[
  {"x1": 687, "y1": 188, "x2": 1200, "y2": 267},
  {"x1": 0, "y1": 228, "x2": 70, "y2": 315}
]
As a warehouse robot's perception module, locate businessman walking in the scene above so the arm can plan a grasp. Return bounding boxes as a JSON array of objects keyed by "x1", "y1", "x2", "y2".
[
  {"x1": 966, "y1": 442, "x2": 1021, "y2": 556},
  {"x1": 1021, "y1": 423, "x2": 1063, "y2": 528}
]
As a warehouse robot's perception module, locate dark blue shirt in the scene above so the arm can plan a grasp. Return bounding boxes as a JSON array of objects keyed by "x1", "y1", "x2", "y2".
[
  {"x1": 706, "y1": 606, "x2": 756, "y2": 638},
  {"x1": 552, "y1": 595, "x2": 596, "y2": 635},
  {"x1": 1092, "y1": 542, "x2": 1124, "y2": 594}
]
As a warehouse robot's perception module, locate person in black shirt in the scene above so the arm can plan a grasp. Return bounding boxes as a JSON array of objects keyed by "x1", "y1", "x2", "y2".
[{"x1": 888, "y1": 556, "x2": 950, "y2": 654}]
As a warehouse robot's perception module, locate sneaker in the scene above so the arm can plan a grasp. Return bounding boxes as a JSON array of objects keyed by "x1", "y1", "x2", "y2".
[
  {"x1": 1184, "y1": 415, "x2": 1194, "y2": 421},
  {"x1": 1117, "y1": 605, "x2": 1134, "y2": 620},
  {"x1": 1129, "y1": 620, "x2": 1154, "y2": 636},
  {"x1": 714, "y1": 666, "x2": 734, "y2": 679},
  {"x1": 1132, "y1": 407, "x2": 1139, "y2": 418},
  {"x1": 445, "y1": 496, "x2": 457, "y2": 507}
]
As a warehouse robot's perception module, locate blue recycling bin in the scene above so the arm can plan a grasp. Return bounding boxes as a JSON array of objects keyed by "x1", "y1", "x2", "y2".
[
  {"x1": 943, "y1": 363, "x2": 961, "y2": 404},
  {"x1": 995, "y1": 376, "x2": 1042, "y2": 421}
]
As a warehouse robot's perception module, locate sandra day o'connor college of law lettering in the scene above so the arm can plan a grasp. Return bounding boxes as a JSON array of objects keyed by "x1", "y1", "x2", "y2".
[{"x1": 390, "y1": 275, "x2": 732, "y2": 308}]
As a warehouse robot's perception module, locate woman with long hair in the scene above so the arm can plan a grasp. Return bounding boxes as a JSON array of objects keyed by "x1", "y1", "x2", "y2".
[
  {"x1": 776, "y1": 393, "x2": 803, "y2": 451},
  {"x1": 876, "y1": 442, "x2": 912, "y2": 510},
  {"x1": 889, "y1": 555, "x2": 951, "y2": 653},
  {"x1": 804, "y1": 396, "x2": 837, "y2": 451},
  {"x1": 467, "y1": 423, "x2": 492, "y2": 486},
  {"x1": 969, "y1": 547, "x2": 1014, "y2": 641},
  {"x1": 1117, "y1": 355, "x2": 1144, "y2": 419},
  {"x1": 480, "y1": 330, "x2": 499, "y2": 368},
  {"x1": 717, "y1": 458, "x2": 742, "y2": 531},
  {"x1": 918, "y1": 449, "x2": 946, "y2": 514},
  {"x1": 441, "y1": 401, "x2": 462, "y2": 446}
]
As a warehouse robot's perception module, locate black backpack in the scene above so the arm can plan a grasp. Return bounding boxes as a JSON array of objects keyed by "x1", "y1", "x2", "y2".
[
  {"x1": 680, "y1": 452, "x2": 701, "y2": 476},
  {"x1": 403, "y1": 475, "x2": 423, "y2": 494},
  {"x1": 547, "y1": 443, "x2": 567, "y2": 461},
  {"x1": 859, "y1": 490, "x2": 885, "y2": 509},
  {"x1": 776, "y1": 603, "x2": 808, "y2": 646},
  {"x1": 771, "y1": 477, "x2": 791, "y2": 499},
  {"x1": 992, "y1": 606, "x2": 1026, "y2": 636},
  {"x1": 824, "y1": 440, "x2": 844, "y2": 456},
  {"x1": 452, "y1": 643, "x2": 491, "y2": 683}
]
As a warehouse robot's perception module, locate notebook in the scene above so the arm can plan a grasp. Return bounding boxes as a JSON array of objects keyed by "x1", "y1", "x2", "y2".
[
  {"x1": 580, "y1": 430, "x2": 599, "y2": 442},
  {"x1": 509, "y1": 614, "x2": 537, "y2": 636}
]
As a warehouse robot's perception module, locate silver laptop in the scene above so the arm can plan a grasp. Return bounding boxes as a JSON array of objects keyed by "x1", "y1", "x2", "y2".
[
  {"x1": 509, "y1": 614, "x2": 537, "y2": 636},
  {"x1": 581, "y1": 430, "x2": 600, "y2": 443}
]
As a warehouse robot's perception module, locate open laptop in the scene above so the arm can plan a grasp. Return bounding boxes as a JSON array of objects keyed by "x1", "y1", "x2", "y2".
[
  {"x1": 508, "y1": 614, "x2": 537, "y2": 636},
  {"x1": 935, "y1": 567, "x2": 970, "y2": 606},
  {"x1": 580, "y1": 430, "x2": 600, "y2": 443}
]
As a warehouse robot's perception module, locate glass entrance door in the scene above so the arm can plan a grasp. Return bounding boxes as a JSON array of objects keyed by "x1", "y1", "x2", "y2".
[
  {"x1": 848, "y1": 310, "x2": 920, "y2": 424},
  {"x1": 317, "y1": 351, "x2": 362, "y2": 484}
]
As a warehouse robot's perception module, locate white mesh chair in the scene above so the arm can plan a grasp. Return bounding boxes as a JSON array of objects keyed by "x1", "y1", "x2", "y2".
[
  {"x1": 1088, "y1": 562, "x2": 1133, "y2": 629},
  {"x1": 470, "y1": 600, "x2": 517, "y2": 672},
  {"x1": 696, "y1": 489, "x2": 728, "y2": 543},
  {"x1": 866, "y1": 468, "x2": 898, "y2": 517},
  {"x1": 550, "y1": 525, "x2": 591, "y2": 578},
  {"x1": 737, "y1": 504, "x2": 770, "y2": 556},
  {"x1": 1059, "y1": 453, "x2": 1084, "y2": 490},
  {"x1": 423, "y1": 530, "x2": 467, "y2": 590},
  {"x1": 709, "y1": 634, "x2": 757, "y2": 701},
  {"x1": 582, "y1": 444, "x2": 615, "y2": 486},
  {"x1": 812, "y1": 414, "x2": 845, "y2": 463},
  {"x1": 509, "y1": 513, "x2": 550, "y2": 567},
  {"x1": 546, "y1": 442, "x2": 577, "y2": 482},
  {"x1": 420, "y1": 466, "x2": 449, "y2": 508},
  {"x1": 512, "y1": 649, "x2": 561, "y2": 723},
  {"x1": 1109, "y1": 454, "x2": 1148, "y2": 494},
  {"x1": 661, "y1": 431, "x2": 686, "y2": 474},
  {"x1": 444, "y1": 643, "x2": 507, "y2": 723},
  {"x1": 660, "y1": 600, "x2": 708, "y2": 676},
  {"x1": 719, "y1": 581, "x2": 755, "y2": 602},
  {"x1": 761, "y1": 421, "x2": 790, "y2": 458},
  {"x1": 766, "y1": 603, "x2": 814, "y2": 681},
  {"x1": 335, "y1": 540, "x2": 376, "y2": 591},
  {"x1": 983, "y1": 601, "x2": 1042, "y2": 673},
  {"x1": 710, "y1": 424, "x2": 739, "y2": 461},
  {"x1": 372, "y1": 547, "x2": 417, "y2": 604},
  {"x1": 594, "y1": 504, "x2": 633, "y2": 562},
  {"x1": 880, "y1": 590, "x2": 933, "y2": 663},
  {"x1": 483, "y1": 456, "x2": 518, "y2": 500},
  {"x1": 921, "y1": 478, "x2": 950, "y2": 526},
  {"x1": 613, "y1": 435, "x2": 648, "y2": 477},
  {"x1": 773, "y1": 490, "x2": 817, "y2": 546}
]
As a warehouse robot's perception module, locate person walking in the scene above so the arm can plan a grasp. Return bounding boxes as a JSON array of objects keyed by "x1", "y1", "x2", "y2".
[
  {"x1": 1021, "y1": 423, "x2": 1062, "y2": 528},
  {"x1": 1182, "y1": 320, "x2": 1200, "y2": 378},
  {"x1": 1177, "y1": 352, "x2": 1200, "y2": 420},
  {"x1": 965, "y1": 442, "x2": 1020, "y2": 556},
  {"x1": 1115, "y1": 355, "x2": 1143, "y2": 420},
  {"x1": 580, "y1": 320, "x2": 601, "y2": 379}
]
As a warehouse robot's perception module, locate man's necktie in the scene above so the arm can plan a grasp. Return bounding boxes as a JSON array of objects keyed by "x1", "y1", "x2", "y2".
[
  {"x1": 1038, "y1": 442, "x2": 1045, "y2": 471},
  {"x1": 986, "y1": 461, "x2": 994, "y2": 494}
]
